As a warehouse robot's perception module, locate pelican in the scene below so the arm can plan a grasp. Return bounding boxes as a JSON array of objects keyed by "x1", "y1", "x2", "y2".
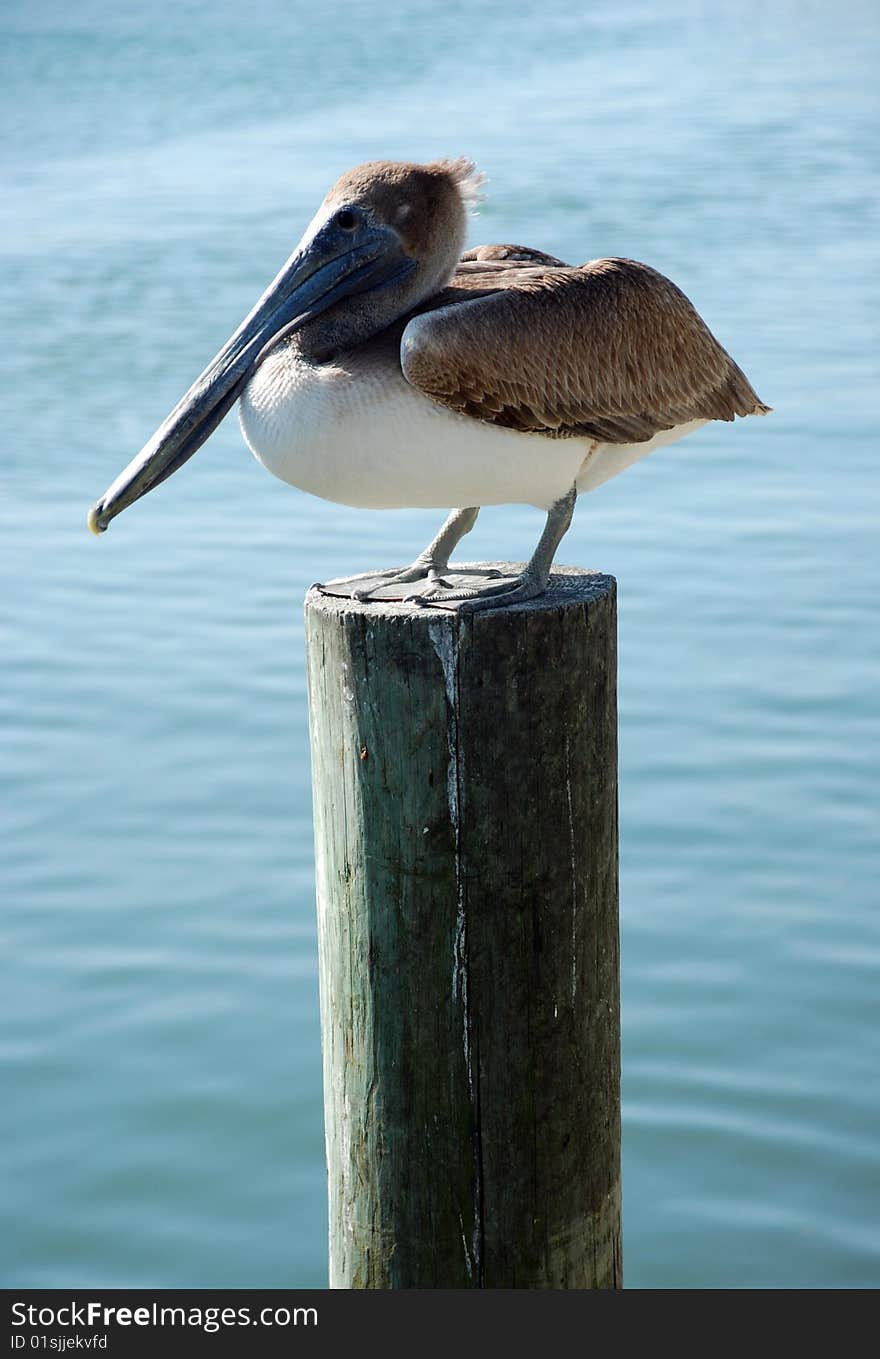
[{"x1": 88, "y1": 158, "x2": 769, "y2": 610}]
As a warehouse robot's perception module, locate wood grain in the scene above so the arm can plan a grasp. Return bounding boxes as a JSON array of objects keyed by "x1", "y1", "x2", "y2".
[{"x1": 305, "y1": 566, "x2": 621, "y2": 1288}]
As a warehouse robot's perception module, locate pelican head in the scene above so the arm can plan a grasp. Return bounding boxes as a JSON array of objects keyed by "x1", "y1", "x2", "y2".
[{"x1": 88, "y1": 157, "x2": 482, "y2": 534}]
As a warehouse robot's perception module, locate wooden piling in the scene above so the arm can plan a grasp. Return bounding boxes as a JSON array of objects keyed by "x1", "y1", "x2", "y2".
[{"x1": 304, "y1": 565, "x2": 621, "y2": 1289}]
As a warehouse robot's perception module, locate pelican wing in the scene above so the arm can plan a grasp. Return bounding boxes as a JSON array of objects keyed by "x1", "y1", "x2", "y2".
[
  {"x1": 402, "y1": 257, "x2": 769, "y2": 443},
  {"x1": 461, "y1": 243, "x2": 569, "y2": 266}
]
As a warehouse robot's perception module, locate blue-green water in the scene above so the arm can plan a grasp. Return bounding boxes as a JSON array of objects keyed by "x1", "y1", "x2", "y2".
[{"x1": 3, "y1": 0, "x2": 878, "y2": 1288}]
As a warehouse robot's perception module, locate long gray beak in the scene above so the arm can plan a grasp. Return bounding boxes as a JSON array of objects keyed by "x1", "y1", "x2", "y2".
[{"x1": 88, "y1": 214, "x2": 411, "y2": 534}]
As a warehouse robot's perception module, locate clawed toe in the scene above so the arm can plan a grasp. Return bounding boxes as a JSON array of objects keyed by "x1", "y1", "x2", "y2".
[
  {"x1": 352, "y1": 560, "x2": 440, "y2": 601},
  {"x1": 455, "y1": 579, "x2": 543, "y2": 612},
  {"x1": 403, "y1": 577, "x2": 453, "y2": 603},
  {"x1": 414, "y1": 574, "x2": 546, "y2": 612}
]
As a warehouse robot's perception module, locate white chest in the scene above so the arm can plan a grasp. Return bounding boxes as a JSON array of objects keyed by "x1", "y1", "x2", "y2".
[{"x1": 238, "y1": 346, "x2": 588, "y2": 512}]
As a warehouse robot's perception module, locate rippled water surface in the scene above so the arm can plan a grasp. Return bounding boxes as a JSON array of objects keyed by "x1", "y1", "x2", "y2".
[{"x1": 3, "y1": 0, "x2": 878, "y2": 1288}]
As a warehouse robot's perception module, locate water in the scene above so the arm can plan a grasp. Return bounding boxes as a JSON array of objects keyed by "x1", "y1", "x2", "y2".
[{"x1": 3, "y1": 0, "x2": 878, "y2": 1288}]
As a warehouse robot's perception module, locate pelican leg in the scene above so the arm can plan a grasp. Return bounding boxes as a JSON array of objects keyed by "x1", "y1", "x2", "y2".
[
  {"x1": 352, "y1": 507, "x2": 482, "y2": 600},
  {"x1": 416, "y1": 486, "x2": 577, "y2": 613}
]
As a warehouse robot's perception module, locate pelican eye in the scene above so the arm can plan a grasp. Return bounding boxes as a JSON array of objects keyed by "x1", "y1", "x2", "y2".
[{"x1": 335, "y1": 208, "x2": 359, "y2": 231}]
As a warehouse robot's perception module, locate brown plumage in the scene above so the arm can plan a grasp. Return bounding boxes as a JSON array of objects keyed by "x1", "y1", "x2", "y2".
[
  {"x1": 461, "y1": 243, "x2": 567, "y2": 266},
  {"x1": 403, "y1": 253, "x2": 770, "y2": 444}
]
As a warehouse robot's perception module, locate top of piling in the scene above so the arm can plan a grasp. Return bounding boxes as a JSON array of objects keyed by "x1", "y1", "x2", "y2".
[{"x1": 305, "y1": 563, "x2": 615, "y2": 622}]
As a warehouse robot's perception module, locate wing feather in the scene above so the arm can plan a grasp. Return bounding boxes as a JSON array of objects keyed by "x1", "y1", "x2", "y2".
[{"x1": 401, "y1": 257, "x2": 769, "y2": 442}]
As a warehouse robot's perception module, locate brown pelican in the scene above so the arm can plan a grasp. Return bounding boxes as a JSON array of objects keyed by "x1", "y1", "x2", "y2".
[{"x1": 88, "y1": 158, "x2": 769, "y2": 611}]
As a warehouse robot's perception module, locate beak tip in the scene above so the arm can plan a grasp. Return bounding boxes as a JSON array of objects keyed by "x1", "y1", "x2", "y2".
[{"x1": 87, "y1": 504, "x2": 106, "y2": 536}]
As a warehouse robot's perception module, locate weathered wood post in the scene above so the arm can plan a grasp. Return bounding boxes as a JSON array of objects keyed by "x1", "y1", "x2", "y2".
[{"x1": 305, "y1": 565, "x2": 621, "y2": 1289}]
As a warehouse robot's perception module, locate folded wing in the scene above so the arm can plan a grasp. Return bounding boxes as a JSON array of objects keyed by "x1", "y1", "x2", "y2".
[{"x1": 402, "y1": 256, "x2": 769, "y2": 443}]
